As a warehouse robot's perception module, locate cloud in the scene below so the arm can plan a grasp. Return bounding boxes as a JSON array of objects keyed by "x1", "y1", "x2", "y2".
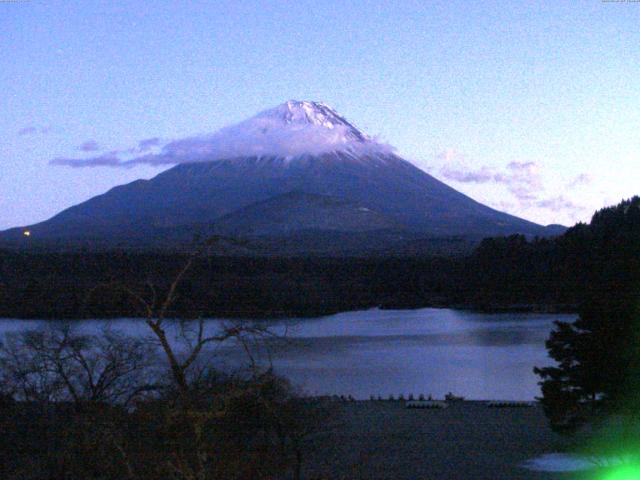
[
  {"x1": 18, "y1": 126, "x2": 51, "y2": 136},
  {"x1": 508, "y1": 185, "x2": 539, "y2": 202},
  {"x1": 436, "y1": 152, "x2": 543, "y2": 202},
  {"x1": 18, "y1": 126, "x2": 37, "y2": 136},
  {"x1": 567, "y1": 173, "x2": 592, "y2": 188},
  {"x1": 440, "y1": 165, "x2": 495, "y2": 183},
  {"x1": 437, "y1": 149, "x2": 494, "y2": 183},
  {"x1": 436, "y1": 148, "x2": 466, "y2": 164},
  {"x1": 50, "y1": 109, "x2": 392, "y2": 168},
  {"x1": 498, "y1": 161, "x2": 544, "y2": 202},
  {"x1": 534, "y1": 196, "x2": 588, "y2": 220},
  {"x1": 137, "y1": 137, "x2": 161, "y2": 152},
  {"x1": 434, "y1": 149, "x2": 592, "y2": 221},
  {"x1": 54, "y1": 138, "x2": 166, "y2": 167},
  {"x1": 77, "y1": 140, "x2": 100, "y2": 152},
  {"x1": 50, "y1": 152, "x2": 125, "y2": 168}
]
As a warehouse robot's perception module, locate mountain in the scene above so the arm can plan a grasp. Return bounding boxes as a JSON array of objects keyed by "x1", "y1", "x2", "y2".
[
  {"x1": 211, "y1": 192, "x2": 399, "y2": 236},
  {"x1": 0, "y1": 100, "x2": 564, "y2": 253}
]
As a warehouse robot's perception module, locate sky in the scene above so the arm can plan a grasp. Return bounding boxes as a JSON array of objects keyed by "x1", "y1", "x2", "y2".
[{"x1": 1, "y1": 0, "x2": 639, "y2": 230}]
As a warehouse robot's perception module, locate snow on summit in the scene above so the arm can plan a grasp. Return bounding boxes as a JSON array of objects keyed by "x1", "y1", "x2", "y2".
[
  {"x1": 257, "y1": 100, "x2": 370, "y2": 142},
  {"x1": 52, "y1": 101, "x2": 392, "y2": 168}
]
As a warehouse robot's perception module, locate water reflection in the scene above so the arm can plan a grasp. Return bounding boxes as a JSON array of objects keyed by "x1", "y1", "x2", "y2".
[{"x1": 0, "y1": 308, "x2": 575, "y2": 401}]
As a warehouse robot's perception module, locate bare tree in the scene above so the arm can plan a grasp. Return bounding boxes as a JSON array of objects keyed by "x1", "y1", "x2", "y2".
[
  {"x1": 99, "y1": 237, "x2": 276, "y2": 397},
  {"x1": 0, "y1": 323, "x2": 155, "y2": 405},
  {"x1": 0, "y1": 324, "x2": 160, "y2": 479},
  {"x1": 0, "y1": 236, "x2": 319, "y2": 480},
  {"x1": 95, "y1": 236, "x2": 295, "y2": 480}
]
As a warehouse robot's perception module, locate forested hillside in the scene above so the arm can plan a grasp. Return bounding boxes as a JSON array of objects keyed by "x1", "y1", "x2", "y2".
[{"x1": 1, "y1": 197, "x2": 637, "y2": 319}]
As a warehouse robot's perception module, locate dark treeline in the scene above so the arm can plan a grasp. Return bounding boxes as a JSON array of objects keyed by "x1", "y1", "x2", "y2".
[
  {"x1": 1, "y1": 196, "x2": 639, "y2": 319},
  {"x1": 466, "y1": 196, "x2": 640, "y2": 309},
  {"x1": 533, "y1": 196, "x2": 640, "y2": 436},
  {"x1": 0, "y1": 253, "x2": 461, "y2": 319}
]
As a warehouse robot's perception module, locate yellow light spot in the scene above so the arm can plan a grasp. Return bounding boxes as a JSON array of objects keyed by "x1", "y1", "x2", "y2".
[{"x1": 23, "y1": 230, "x2": 31, "y2": 237}]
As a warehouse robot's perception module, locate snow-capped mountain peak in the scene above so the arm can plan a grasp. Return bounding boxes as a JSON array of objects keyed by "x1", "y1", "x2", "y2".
[
  {"x1": 255, "y1": 100, "x2": 370, "y2": 142},
  {"x1": 185, "y1": 99, "x2": 388, "y2": 160},
  {"x1": 52, "y1": 100, "x2": 390, "y2": 168}
]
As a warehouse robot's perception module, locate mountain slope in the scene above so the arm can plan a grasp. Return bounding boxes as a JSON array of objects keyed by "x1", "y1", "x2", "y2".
[
  {"x1": 211, "y1": 191, "x2": 399, "y2": 236},
  {"x1": 0, "y1": 101, "x2": 562, "y2": 251}
]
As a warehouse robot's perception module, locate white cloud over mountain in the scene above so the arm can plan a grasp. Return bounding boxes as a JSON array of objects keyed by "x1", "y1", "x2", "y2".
[{"x1": 51, "y1": 101, "x2": 392, "y2": 168}]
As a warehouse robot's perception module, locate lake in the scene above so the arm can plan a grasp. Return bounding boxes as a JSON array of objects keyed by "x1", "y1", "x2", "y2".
[{"x1": 0, "y1": 308, "x2": 575, "y2": 401}]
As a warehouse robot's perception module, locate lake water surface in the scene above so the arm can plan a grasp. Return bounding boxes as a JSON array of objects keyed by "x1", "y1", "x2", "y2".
[{"x1": 0, "y1": 308, "x2": 575, "y2": 400}]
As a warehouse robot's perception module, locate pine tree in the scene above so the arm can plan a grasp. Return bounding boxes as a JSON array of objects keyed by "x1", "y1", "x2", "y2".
[{"x1": 535, "y1": 197, "x2": 640, "y2": 432}]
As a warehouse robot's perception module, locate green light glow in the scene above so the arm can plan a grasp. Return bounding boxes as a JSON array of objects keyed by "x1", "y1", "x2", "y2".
[{"x1": 602, "y1": 464, "x2": 640, "y2": 480}]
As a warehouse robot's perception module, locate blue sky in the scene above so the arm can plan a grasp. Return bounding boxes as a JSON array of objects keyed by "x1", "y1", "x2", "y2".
[{"x1": 1, "y1": 0, "x2": 639, "y2": 229}]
